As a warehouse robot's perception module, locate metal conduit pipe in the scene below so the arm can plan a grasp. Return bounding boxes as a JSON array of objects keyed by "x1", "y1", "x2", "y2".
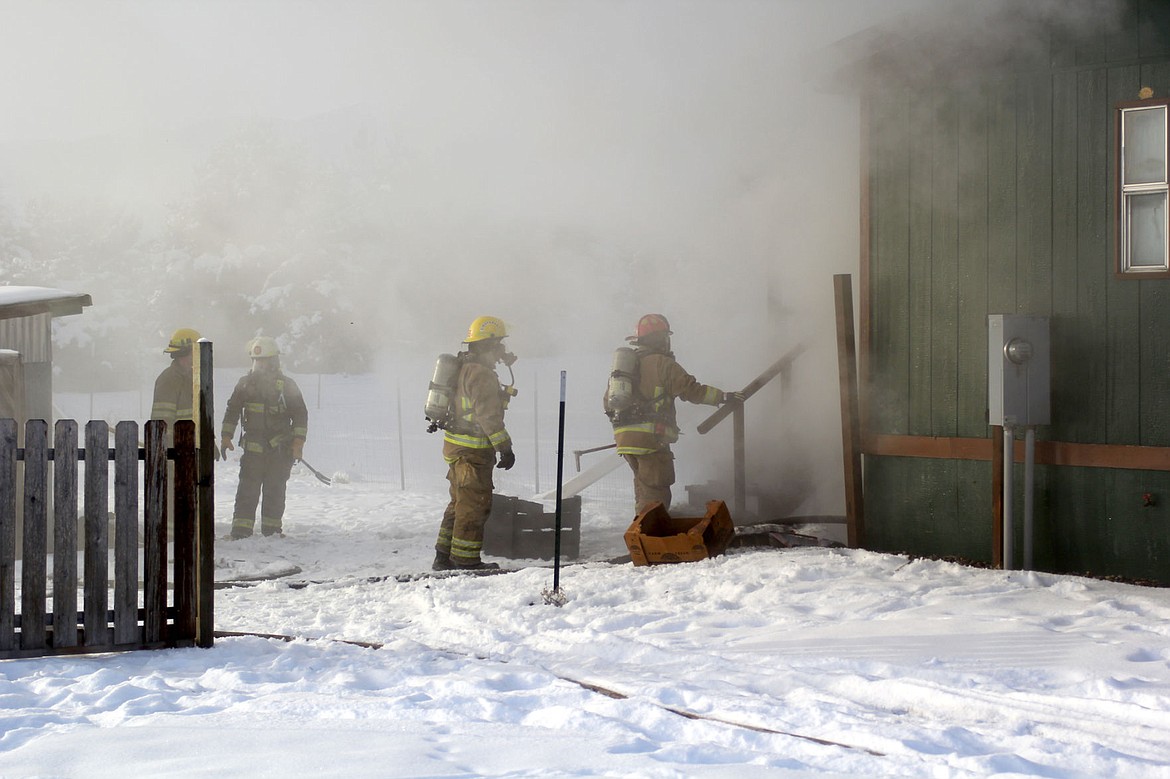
[
  {"x1": 1003, "y1": 422, "x2": 1014, "y2": 570},
  {"x1": 1024, "y1": 426, "x2": 1035, "y2": 570}
]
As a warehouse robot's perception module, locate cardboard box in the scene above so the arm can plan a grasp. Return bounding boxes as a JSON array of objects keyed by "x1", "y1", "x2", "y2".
[{"x1": 624, "y1": 500, "x2": 735, "y2": 566}]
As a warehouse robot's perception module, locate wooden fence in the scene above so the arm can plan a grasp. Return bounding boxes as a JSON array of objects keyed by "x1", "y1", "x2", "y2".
[{"x1": 0, "y1": 342, "x2": 216, "y2": 659}]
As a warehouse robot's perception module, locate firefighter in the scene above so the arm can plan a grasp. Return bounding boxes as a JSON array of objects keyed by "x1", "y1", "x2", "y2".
[
  {"x1": 604, "y1": 313, "x2": 742, "y2": 515},
  {"x1": 151, "y1": 328, "x2": 200, "y2": 446},
  {"x1": 220, "y1": 336, "x2": 309, "y2": 539},
  {"x1": 432, "y1": 316, "x2": 517, "y2": 571}
]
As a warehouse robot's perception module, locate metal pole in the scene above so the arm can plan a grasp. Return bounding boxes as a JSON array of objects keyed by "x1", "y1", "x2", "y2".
[
  {"x1": 1003, "y1": 422, "x2": 1014, "y2": 571},
  {"x1": 1023, "y1": 426, "x2": 1035, "y2": 570},
  {"x1": 533, "y1": 373, "x2": 540, "y2": 494},
  {"x1": 553, "y1": 371, "x2": 566, "y2": 593},
  {"x1": 396, "y1": 381, "x2": 406, "y2": 490}
]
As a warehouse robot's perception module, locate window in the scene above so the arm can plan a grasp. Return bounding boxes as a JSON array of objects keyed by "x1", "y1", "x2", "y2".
[{"x1": 1119, "y1": 101, "x2": 1170, "y2": 275}]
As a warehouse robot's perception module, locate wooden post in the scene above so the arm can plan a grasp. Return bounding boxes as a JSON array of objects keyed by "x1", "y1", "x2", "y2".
[
  {"x1": 733, "y1": 404, "x2": 746, "y2": 518},
  {"x1": 52, "y1": 419, "x2": 79, "y2": 648},
  {"x1": 173, "y1": 420, "x2": 197, "y2": 642},
  {"x1": 196, "y1": 340, "x2": 215, "y2": 648},
  {"x1": 0, "y1": 418, "x2": 16, "y2": 651},
  {"x1": 21, "y1": 419, "x2": 48, "y2": 650},
  {"x1": 83, "y1": 420, "x2": 109, "y2": 647},
  {"x1": 834, "y1": 274, "x2": 865, "y2": 549},
  {"x1": 991, "y1": 424, "x2": 1004, "y2": 569}
]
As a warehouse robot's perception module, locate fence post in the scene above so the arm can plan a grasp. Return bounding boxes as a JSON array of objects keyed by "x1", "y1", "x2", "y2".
[
  {"x1": 533, "y1": 374, "x2": 540, "y2": 494},
  {"x1": 196, "y1": 340, "x2": 215, "y2": 648},
  {"x1": 53, "y1": 419, "x2": 79, "y2": 648},
  {"x1": 173, "y1": 420, "x2": 197, "y2": 642},
  {"x1": 396, "y1": 381, "x2": 405, "y2": 491},
  {"x1": 0, "y1": 418, "x2": 16, "y2": 651},
  {"x1": 733, "y1": 404, "x2": 746, "y2": 518}
]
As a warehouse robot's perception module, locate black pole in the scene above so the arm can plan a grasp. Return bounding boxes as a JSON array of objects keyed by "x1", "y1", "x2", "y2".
[{"x1": 553, "y1": 370, "x2": 566, "y2": 592}]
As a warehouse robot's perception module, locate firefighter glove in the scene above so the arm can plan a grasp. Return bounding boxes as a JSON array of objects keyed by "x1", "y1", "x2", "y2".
[
  {"x1": 496, "y1": 447, "x2": 516, "y2": 470},
  {"x1": 292, "y1": 439, "x2": 304, "y2": 460},
  {"x1": 221, "y1": 437, "x2": 235, "y2": 454},
  {"x1": 721, "y1": 391, "x2": 746, "y2": 405}
]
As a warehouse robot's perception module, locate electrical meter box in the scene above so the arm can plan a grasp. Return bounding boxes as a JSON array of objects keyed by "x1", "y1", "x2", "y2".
[{"x1": 988, "y1": 314, "x2": 1050, "y2": 426}]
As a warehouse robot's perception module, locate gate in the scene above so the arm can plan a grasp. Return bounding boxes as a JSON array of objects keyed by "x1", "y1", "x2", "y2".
[{"x1": 0, "y1": 343, "x2": 215, "y2": 659}]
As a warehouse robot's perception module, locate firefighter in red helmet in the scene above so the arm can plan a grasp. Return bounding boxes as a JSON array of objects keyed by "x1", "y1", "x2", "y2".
[{"x1": 604, "y1": 314, "x2": 742, "y2": 515}]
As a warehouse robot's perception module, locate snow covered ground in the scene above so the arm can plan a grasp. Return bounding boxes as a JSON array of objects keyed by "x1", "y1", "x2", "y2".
[{"x1": 2, "y1": 457, "x2": 1170, "y2": 777}]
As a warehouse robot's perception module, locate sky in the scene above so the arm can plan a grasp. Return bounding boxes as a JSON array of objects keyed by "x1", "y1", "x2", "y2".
[{"x1": 2, "y1": 440, "x2": 1169, "y2": 777}]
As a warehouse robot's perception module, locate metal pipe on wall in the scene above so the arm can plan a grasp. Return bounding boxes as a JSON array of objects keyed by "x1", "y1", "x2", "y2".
[
  {"x1": 1003, "y1": 422, "x2": 1014, "y2": 570},
  {"x1": 1024, "y1": 426, "x2": 1035, "y2": 570}
]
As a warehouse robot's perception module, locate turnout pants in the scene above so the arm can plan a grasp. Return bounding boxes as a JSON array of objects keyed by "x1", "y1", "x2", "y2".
[
  {"x1": 624, "y1": 449, "x2": 675, "y2": 516},
  {"x1": 232, "y1": 448, "x2": 295, "y2": 538},
  {"x1": 436, "y1": 449, "x2": 496, "y2": 565}
]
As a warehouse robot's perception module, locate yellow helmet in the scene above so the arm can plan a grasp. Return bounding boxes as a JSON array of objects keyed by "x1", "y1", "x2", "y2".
[
  {"x1": 164, "y1": 327, "x2": 201, "y2": 353},
  {"x1": 246, "y1": 336, "x2": 280, "y2": 358},
  {"x1": 464, "y1": 316, "x2": 508, "y2": 343}
]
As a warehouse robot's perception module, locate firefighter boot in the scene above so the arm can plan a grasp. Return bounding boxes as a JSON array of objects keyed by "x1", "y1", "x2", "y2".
[
  {"x1": 452, "y1": 560, "x2": 500, "y2": 571},
  {"x1": 433, "y1": 551, "x2": 455, "y2": 571}
]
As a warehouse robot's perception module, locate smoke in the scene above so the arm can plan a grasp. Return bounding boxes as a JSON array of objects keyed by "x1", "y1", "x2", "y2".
[
  {"x1": 846, "y1": 0, "x2": 1129, "y2": 87},
  {"x1": 3, "y1": 0, "x2": 982, "y2": 515}
]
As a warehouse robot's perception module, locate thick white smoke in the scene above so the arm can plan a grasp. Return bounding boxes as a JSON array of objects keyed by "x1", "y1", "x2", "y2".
[{"x1": 2, "y1": 0, "x2": 982, "y2": 516}]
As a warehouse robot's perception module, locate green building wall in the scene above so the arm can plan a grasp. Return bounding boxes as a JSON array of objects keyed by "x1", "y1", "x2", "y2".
[{"x1": 862, "y1": 4, "x2": 1170, "y2": 582}]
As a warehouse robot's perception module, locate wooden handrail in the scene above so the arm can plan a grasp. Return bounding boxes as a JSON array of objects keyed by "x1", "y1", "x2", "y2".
[
  {"x1": 695, "y1": 343, "x2": 805, "y2": 518},
  {"x1": 696, "y1": 343, "x2": 807, "y2": 435}
]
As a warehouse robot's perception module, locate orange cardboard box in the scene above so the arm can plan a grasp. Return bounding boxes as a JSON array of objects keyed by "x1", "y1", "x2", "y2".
[{"x1": 624, "y1": 500, "x2": 735, "y2": 566}]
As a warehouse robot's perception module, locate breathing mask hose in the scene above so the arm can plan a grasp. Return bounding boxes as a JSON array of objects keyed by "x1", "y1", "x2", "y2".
[{"x1": 502, "y1": 360, "x2": 519, "y2": 399}]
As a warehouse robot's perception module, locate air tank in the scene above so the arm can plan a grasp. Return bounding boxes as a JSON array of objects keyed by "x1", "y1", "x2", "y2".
[
  {"x1": 424, "y1": 353, "x2": 460, "y2": 430},
  {"x1": 606, "y1": 347, "x2": 638, "y2": 412}
]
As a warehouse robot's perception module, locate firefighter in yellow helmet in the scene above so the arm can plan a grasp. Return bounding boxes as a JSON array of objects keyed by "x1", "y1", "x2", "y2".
[
  {"x1": 432, "y1": 316, "x2": 517, "y2": 571},
  {"x1": 603, "y1": 314, "x2": 742, "y2": 515},
  {"x1": 151, "y1": 328, "x2": 201, "y2": 447},
  {"x1": 220, "y1": 336, "x2": 309, "y2": 539}
]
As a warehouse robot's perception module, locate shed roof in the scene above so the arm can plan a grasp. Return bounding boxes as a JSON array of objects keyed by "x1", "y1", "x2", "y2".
[{"x1": 0, "y1": 286, "x2": 92, "y2": 322}]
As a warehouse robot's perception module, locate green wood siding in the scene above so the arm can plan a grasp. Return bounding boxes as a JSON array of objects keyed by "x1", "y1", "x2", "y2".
[
  {"x1": 862, "y1": 2, "x2": 1170, "y2": 582},
  {"x1": 870, "y1": 86, "x2": 912, "y2": 435},
  {"x1": 956, "y1": 84, "x2": 991, "y2": 439}
]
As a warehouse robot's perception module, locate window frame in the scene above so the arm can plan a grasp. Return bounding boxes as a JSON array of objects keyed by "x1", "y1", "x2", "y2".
[{"x1": 1117, "y1": 98, "x2": 1170, "y2": 279}]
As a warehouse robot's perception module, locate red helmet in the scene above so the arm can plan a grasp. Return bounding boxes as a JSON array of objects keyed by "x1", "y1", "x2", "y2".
[{"x1": 631, "y1": 314, "x2": 672, "y2": 340}]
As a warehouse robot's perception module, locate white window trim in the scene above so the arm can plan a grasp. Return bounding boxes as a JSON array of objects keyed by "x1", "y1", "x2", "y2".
[{"x1": 1119, "y1": 102, "x2": 1170, "y2": 276}]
